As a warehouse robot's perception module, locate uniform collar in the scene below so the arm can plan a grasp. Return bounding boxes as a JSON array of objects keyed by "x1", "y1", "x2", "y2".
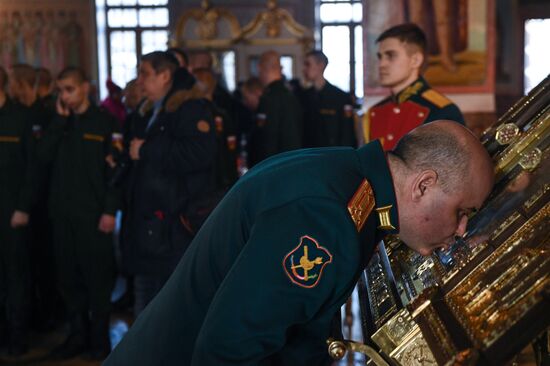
[
  {"x1": 266, "y1": 79, "x2": 286, "y2": 91},
  {"x1": 357, "y1": 140, "x2": 400, "y2": 236},
  {"x1": 392, "y1": 76, "x2": 429, "y2": 105}
]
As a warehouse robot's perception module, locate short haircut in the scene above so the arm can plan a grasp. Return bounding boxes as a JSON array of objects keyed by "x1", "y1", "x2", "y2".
[
  {"x1": 192, "y1": 67, "x2": 216, "y2": 96},
  {"x1": 57, "y1": 66, "x2": 88, "y2": 83},
  {"x1": 306, "y1": 50, "x2": 329, "y2": 68},
  {"x1": 36, "y1": 67, "x2": 53, "y2": 88},
  {"x1": 390, "y1": 124, "x2": 470, "y2": 193},
  {"x1": 376, "y1": 23, "x2": 427, "y2": 56},
  {"x1": 0, "y1": 66, "x2": 7, "y2": 89},
  {"x1": 10, "y1": 64, "x2": 37, "y2": 87},
  {"x1": 167, "y1": 47, "x2": 189, "y2": 67},
  {"x1": 141, "y1": 51, "x2": 179, "y2": 76},
  {"x1": 241, "y1": 77, "x2": 263, "y2": 93}
]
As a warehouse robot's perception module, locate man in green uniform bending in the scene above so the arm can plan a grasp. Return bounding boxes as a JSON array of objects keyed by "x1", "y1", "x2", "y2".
[
  {"x1": 104, "y1": 121, "x2": 493, "y2": 366},
  {"x1": 37, "y1": 67, "x2": 120, "y2": 361}
]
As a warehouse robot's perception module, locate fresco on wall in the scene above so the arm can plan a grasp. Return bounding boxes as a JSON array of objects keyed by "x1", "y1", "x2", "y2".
[
  {"x1": 364, "y1": 0, "x2": 495, "y2": 93},
  {"x1": 0, "y1": 8, "x2": 87, "y2": 76}
]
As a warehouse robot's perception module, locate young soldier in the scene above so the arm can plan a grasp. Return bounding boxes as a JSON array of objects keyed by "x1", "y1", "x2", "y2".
[
  {"x1": 248, "y1": 50, "x2": 303, "y2": 166},
  {"x1": 37, "y1": 67, "x2": 120, "y2": 361},
  {"x1": 363, "y1": 23, "x2": 464, "y2": 150},
  {"x1": 302, "y1": 50, "x2": 357, "y2": 148},
  {"x1": 0, "y1": 66, "x2": 35, "y2": 357},
  {"x1": 10, "y1": 65, "x2": 59, "y2": 332},
  {"x1": 193, "y1": 67, "x2": 238, "y2": 189}
]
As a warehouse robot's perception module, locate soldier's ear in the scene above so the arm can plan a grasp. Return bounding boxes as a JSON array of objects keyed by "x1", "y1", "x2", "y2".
[
  {"x1": 411, "y1": 170, "x2": 437, "y2": 201},
  {"x1": 411, "y1": 51, "x2": 423, "y2": 70}
]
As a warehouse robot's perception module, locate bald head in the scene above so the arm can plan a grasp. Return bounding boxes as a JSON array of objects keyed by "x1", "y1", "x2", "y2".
[
  {"x1": 390, "y1": 120, "x2": 493, "y2": 193},
  {"x1": 388, "y1": 120, "x2": 494, "y2": 256},
  {"x1": 258, "y1": 50, "x2": 282, "y2": 86}
]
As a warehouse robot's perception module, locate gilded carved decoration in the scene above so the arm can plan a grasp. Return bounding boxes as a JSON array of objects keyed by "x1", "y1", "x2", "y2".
[
  {"x1": 172, "y1": 0, "x2": 312, "y2": 50},
  {"x1": 173, "y1": 0, "x2": 241, "y2": 48}
]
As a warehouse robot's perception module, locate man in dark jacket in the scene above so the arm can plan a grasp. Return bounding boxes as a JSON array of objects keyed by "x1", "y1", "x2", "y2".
[
  {"x1": 122, "y1": 52, "x2": 216, "y2": 316},
  {"x1": 301, "y1": 50, "x2": 357, "y2": 148},
  {"x1": 37, "y1": 67, "x2": 120, "y2": 361},
  {"x1": 0, "y1": 66, "x2": 35, "y2": 357},
  {"x1": 248, "y1": 50, "x2": 303, "y2": 166}
]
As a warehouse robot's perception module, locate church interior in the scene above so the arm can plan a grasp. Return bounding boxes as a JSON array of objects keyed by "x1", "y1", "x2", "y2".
[{"x1": 0, "y1": 0, "x2": 549, "y2": 365}]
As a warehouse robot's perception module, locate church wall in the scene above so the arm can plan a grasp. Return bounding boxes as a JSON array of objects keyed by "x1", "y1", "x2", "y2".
[
  {"x1": 0, "y1": 0, "x2": 98, "y2": 89},
  {"x1": 1, "y1": 0, "x2": 548, "y2": 124}
]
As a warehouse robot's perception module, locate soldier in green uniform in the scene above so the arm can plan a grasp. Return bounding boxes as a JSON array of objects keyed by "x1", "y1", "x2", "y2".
[
  {"x1": 37, "y1": 67, "x2": 120, "y2": 361},
  {"x1": 301, "y1": 50, "x2": 357, "y2": 148},
  {"x1": 248, "y1": 50, "x2": 303, "y2": 166},
  {"x1": 0, "y1": 66, "x2": 35, "y2": 356},
  {"x1": 104, "y1": 120, "x2": 494, "y2": 366}
]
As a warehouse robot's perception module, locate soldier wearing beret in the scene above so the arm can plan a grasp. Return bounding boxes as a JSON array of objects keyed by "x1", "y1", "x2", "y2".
[
  {"x1": 105, "y1": 121, "x2": 494, "y2": 366},
  {"x1": 37, "y1": 67, "x2": 121, "y2": 361},
  {"x1": 301, "y1": 50, "x2": 357, "y2": 148},
  {"x1": 363, "y1": 23, "x2": 465, "y2": 150}
]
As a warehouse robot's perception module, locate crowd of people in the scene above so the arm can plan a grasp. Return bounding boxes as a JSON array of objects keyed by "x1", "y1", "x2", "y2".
[{"x1": 0, "y1": 23, "x2": 471, "y2": 363}]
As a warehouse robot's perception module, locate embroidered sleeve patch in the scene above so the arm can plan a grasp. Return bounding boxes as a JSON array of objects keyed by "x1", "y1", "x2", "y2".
[
  {"x1": 197, "y1": 120, "x2": 211, "y2": 133},
  {"x1": 283, "y1": 235, "x2": 333, "y2": 289}
]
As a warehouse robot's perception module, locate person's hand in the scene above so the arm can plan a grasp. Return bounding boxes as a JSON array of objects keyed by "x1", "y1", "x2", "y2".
[
  {"x1": 105, "y1": 154, "x2": 117, "y2": 168},
  {"x1": 130, "y1": 139, "x2": 145, "y2": 160},
  {"x1": 10, "y1": 210, "x2": 29, "y2": 228},
  {"x1": 98, "y1": 214, "x2": 116, "y2": 233},
  {"x1": 56, "y1": 96, "x2": 70, "y2": 117}
]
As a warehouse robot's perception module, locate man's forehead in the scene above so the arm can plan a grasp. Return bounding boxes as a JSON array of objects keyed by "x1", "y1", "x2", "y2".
[
  {"x1": 139, "y1": 62, "x2": 153, "y2": 72},
  {"x1": 378, "y1": 38, "x2": 418, "y2": 54},
  {"x1": 57, "y1": 77, "x2": 82, "y2": 87}
]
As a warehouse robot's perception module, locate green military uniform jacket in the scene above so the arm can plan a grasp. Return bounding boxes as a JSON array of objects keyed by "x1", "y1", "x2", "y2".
[
  {"x1": 248, "y1": 79, "x2": 303, "y2": 166},
  {"x1": 105, "y1": 140, "x2": 399, "y2": 366},
  {"x1": 302, "y1": 81, "x2": 357, "y2": 148},
  {"x1": 0, "y1": 98, "x2": 35, "y2": 214},
  {"x1": 36, "y1": 105, "x2": 121, "y2": 218}
]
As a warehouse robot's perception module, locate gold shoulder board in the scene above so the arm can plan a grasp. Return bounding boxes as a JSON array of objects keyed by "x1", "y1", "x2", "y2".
[
  {"x1": 347, "y1": 179, "x2": 376, "y2": 232},
  {"x1": 421, "y1": 89, "x2": 452, "y2": 108}
]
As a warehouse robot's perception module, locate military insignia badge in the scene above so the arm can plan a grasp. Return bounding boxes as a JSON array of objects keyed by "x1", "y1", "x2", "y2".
[
  {"x1": 197, "y1": 120, "x2": 211, "y2": 133},
  {"x1": 283, "y1": 235, "x2": 333, "y2": 289},
  {"x1": 226, "y1": 135, "x2": 237, "y2": 151},
  {"x1": 344, "y1": 104, "x2": 353, "y2": 118},
  {"x1": 32, "y1": 124, "x2": 43, "y2": 139},
  {"x1": 256, "y1": 113, "x2": 267, "y2": 127},
  {"x1": 215, "y1": 116, "x2": 224, "y2": 133},
  {"x1": 111, "y1": 132, "x2": 124, "y2": 152}
]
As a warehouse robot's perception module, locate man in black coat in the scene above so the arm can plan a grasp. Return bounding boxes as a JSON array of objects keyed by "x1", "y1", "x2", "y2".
[
  {"x1": 301, "y1": 50, "x2": 357, "y2": 148},
  {"x1": 122, "y1": 52, "x2": 216, "y2": 315},
  {"x1": 37, "y1": 67, "x2": 120, "y2": 361}
]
